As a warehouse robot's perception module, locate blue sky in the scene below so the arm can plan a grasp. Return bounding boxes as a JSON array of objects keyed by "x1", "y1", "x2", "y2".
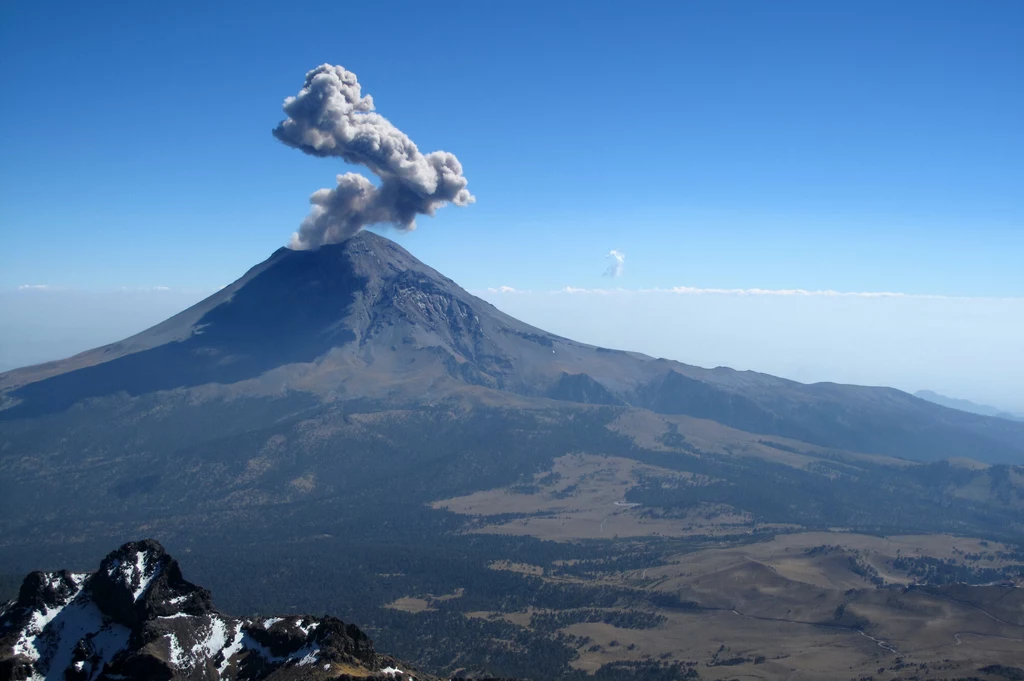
[{"x1": 1, "y1": 1, "x2": 1022, "y2": 407}]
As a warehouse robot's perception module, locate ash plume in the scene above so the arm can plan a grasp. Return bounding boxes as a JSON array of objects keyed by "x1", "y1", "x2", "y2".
[
  {"x1": 604, "y1": 250, "x2": 626, "y2": 278},
  {"x1": 274, "y1": 64, "x2": 474, "y2": 249}
]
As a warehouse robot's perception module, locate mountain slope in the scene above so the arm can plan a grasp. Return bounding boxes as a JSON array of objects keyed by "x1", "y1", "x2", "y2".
[
  {"x1": 915, "y1": 390, "x2": 1024, "y2": 422},
  {"x1": 0, "y1": 234, "x2": 1022, "y2": 678},
  {"x1": 0, "y1": 540, "x2": 424, "y2": 681},
  {"x1": 2, "y1": 231, "x2": 1023, "y2": 464}
]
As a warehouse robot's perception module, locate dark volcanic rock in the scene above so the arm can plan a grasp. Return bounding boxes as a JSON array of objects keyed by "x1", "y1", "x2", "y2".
[
  {"x1": 0, "y1": 540, "x2": 426, "y2": 681},
  {"x1": 90, "y1": 539, "x2": 214, "y2": 631},
  {"x1": 16, "y1": 570, "x2": 80, "y2": 613}
]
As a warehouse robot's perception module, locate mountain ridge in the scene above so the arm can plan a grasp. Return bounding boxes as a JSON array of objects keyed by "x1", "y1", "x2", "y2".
[
  {"x1": 915, "y1": 389, "x2": 1024, "y2": 422},
  {"x1": 2, "y1": 231, "x2": 1022, "y2": 463},
  {"x1": 0, "y1": 539, "x2": 425, "y2": 681}
]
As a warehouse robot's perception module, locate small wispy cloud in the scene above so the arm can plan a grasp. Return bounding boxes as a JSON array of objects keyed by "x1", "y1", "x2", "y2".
[
  {"x1": 481, "y1": 285, "x2": 1015, "y2": 300},
  {"x1": 603, "y1": 250, "x2": 626, "y2": 278},
  {"x1": 13, "y1": 284, "x2": 215, "y2": 295},
  {"x1": 117, "y1": 285, "x2": 205, "y2": 293},
  {"x1": 657, "y1": 286, "x2": 922, "y2": 298}
]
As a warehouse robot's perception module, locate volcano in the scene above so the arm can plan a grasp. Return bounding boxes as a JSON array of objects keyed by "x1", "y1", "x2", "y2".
[{"x1": 2, "y1": 231, "x2": 1023, "y2": 463}]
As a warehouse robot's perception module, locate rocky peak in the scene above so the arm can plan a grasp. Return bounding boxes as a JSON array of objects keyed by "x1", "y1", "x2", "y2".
[
  {"x1": 0, "y1": 540, "x2": 427, "y2": 681},
  {"x1": 89, "y1": 539, "x2": 213, "y2": 629},
  {"x1": 15, "y1": 570, "x2": 83, "y2": 615}
]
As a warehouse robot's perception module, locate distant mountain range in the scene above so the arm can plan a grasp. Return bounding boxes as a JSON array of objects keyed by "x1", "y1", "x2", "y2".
[{"x1": 915, "y1": 390, "x2": 1024, "y2": 422}]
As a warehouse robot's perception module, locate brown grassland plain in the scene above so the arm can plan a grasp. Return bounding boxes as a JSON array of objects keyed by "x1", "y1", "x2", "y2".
[{"x1": 430, "y1": 451, "x2": 1024, "y2": 680}]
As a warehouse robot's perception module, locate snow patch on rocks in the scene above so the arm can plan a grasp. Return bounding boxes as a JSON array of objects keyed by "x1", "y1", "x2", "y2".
[{"x1": 1, "y1": 540, "x2": 403, "y2": 681}]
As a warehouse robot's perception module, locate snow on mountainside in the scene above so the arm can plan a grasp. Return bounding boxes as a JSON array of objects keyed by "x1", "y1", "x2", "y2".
[{"x1": 0, "y1": 540, "x2": 425, "y2": 681}]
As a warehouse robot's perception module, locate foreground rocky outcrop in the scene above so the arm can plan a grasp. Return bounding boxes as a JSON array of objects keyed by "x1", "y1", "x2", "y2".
[{"x1": 0, "y1": 540, "x2": 426, "y2": 681}]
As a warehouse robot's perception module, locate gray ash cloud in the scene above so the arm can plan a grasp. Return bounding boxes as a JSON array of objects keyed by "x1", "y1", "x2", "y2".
[{"x1": 274, "y1": 64, "x2": 474, "y2": 249}]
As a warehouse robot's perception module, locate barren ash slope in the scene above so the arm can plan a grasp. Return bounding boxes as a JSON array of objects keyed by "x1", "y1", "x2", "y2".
[
  {"x1": 2, "y1": 230, "x2": 1023, "y2": 464},
  {"x1": 0, "y1": 539, "x2": 426, "y2": 681}
]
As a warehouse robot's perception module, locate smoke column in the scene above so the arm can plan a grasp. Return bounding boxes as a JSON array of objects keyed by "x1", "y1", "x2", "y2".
[
  {"x1": 274, "y1": 65, "x2": 474, "y2": 249},
  {"x1": 604, "y1": 250, "x2": 626, "y2": 278}
]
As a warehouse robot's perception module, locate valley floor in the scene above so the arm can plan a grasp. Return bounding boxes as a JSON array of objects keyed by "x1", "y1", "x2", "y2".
[{"x1": 2, "y1": 403, "x2": 1022, "y2": 680}]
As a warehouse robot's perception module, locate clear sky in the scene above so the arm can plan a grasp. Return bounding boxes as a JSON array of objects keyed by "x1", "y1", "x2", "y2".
[{"x1": 1, "y1": 1, "x2": 1021, "y2": 408}]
